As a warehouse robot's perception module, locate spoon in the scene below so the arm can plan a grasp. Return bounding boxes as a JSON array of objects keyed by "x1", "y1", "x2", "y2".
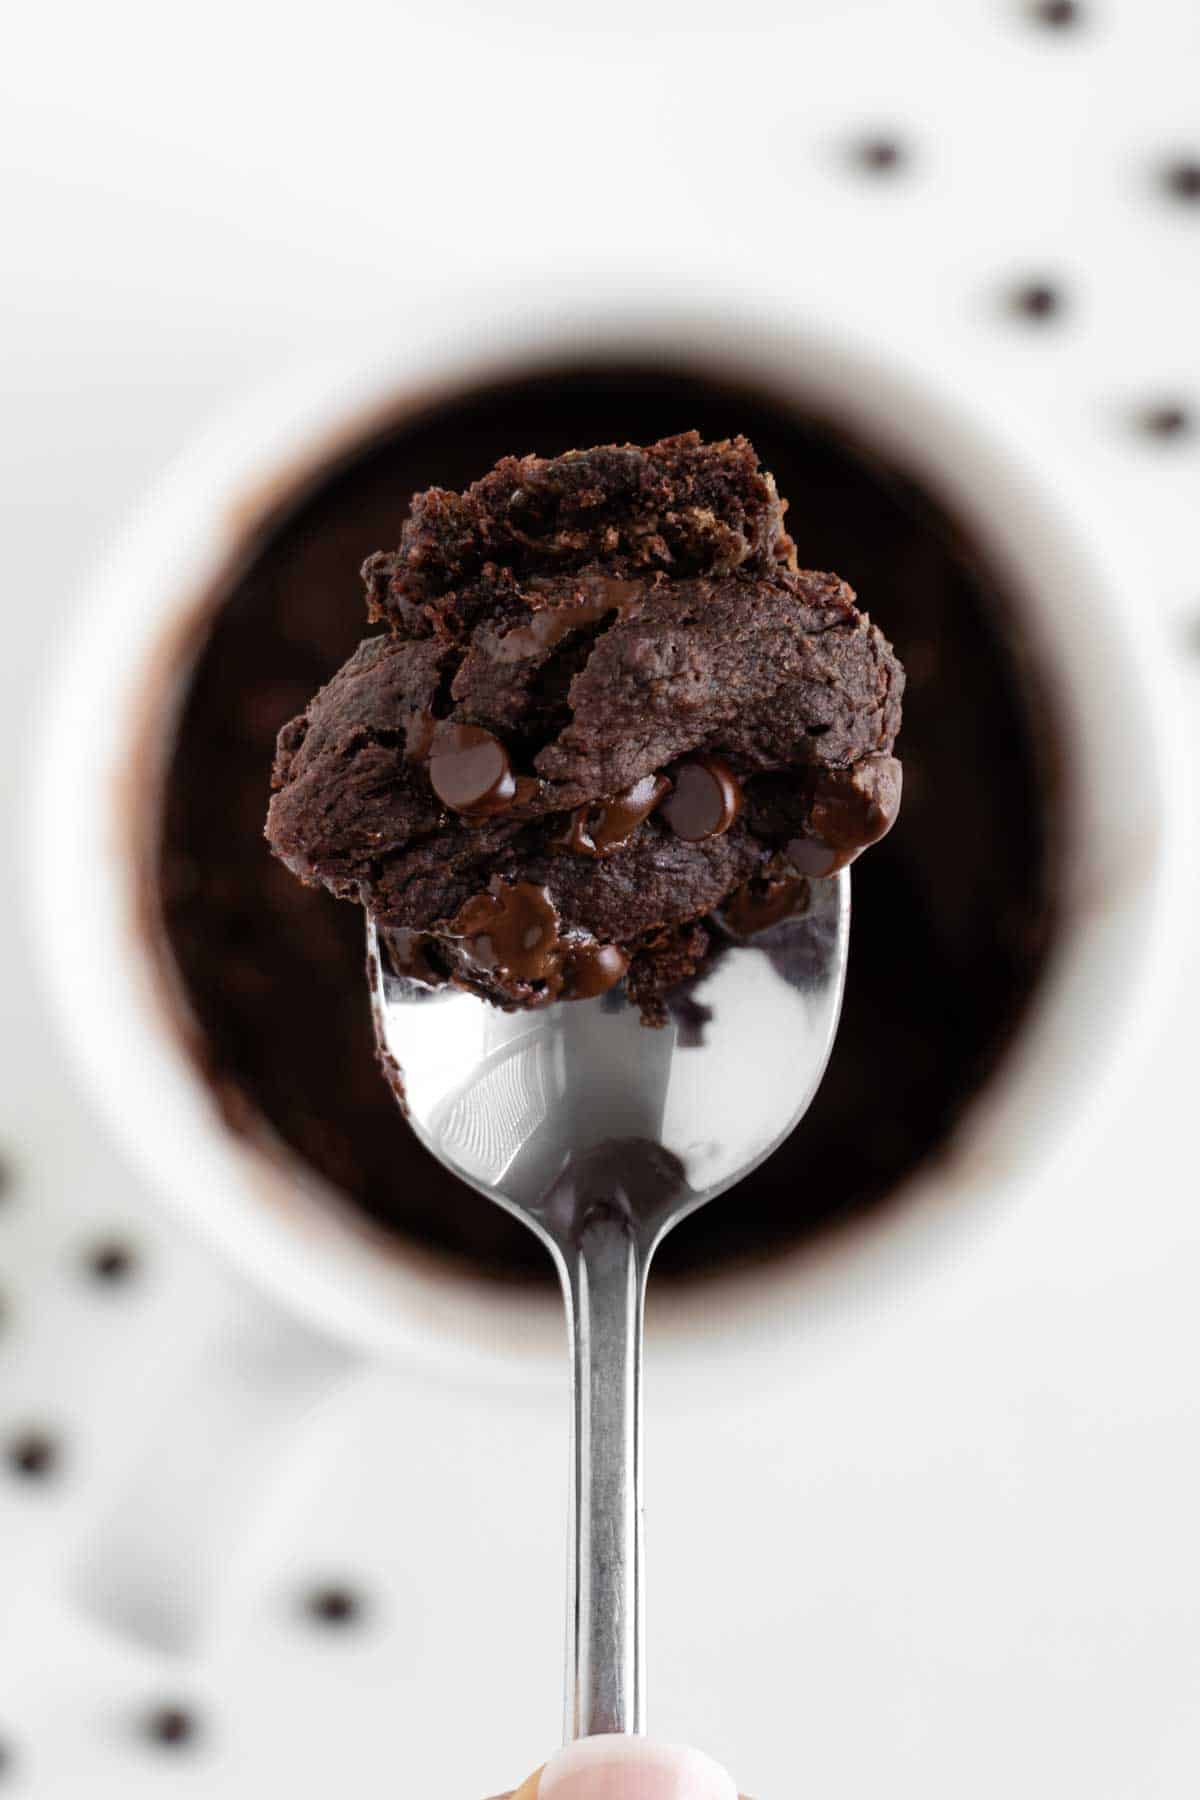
[{"x1": 368, "y1": 869, "x2": 849, "y2": 1741}]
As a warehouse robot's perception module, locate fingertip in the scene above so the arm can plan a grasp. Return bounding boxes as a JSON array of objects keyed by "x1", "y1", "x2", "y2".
[{"x1": 538, "y1": 1736, "x2": 737, "y2": 1799}]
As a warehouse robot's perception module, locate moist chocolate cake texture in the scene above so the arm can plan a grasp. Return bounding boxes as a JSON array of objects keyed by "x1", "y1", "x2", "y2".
[
  {"x1": 265, "y1": 435, "x2": 904, "y2": 1018},
  {"x1": 156, "y1": 364, "x2": 1058, "y2": 1279}
]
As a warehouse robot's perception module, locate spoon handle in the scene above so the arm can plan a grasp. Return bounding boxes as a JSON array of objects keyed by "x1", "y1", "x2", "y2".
[{"x1": 561, "y1": 1207, "x2": 649, "y2": 1740}]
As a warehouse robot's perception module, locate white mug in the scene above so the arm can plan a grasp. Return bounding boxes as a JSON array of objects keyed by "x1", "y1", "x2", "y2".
[{"x1": 28, "y1": 283, "x2": 1187, "y2": 1645}]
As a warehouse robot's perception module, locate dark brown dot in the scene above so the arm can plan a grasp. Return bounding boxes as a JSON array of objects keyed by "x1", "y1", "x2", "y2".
[
  {"x1": 305, "y1": 1584, "x2": 365, "y2": 1627},
  {"x1": 1032, "y1": 0, "x2": 1081, "y2": 26},
  {"x1": 144, "y1": 1706, "x2": 199, "y2": 1749},
  {"x1": 852, "y1": 135, "x2": 906, "y2": 175},
  {"x1": 1164, "y1": 159, "x2": 1200, "y2": 203},
  {"x1": 84, "y1": 1239, "x2": 138, "y2": 1284},
  {"x1": 1012, "y1": 281, "x2": 1063, "y2": 321},
  {"x1": 7, "y1": 1430, "x2": 58, "y2": 1480},
  {"x1": 1140, "y1": 404, "x2": 1192, "y2": 439}
]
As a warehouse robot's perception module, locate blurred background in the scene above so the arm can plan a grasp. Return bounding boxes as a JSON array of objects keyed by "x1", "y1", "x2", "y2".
[{"x1": 3, "y1": 1, "x2": 1200, "y2": 1795}]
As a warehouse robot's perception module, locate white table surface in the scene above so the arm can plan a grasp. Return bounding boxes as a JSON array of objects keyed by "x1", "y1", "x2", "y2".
[{"x1": 2, "y1": 2, "x2": 1200, "y2": 1795}]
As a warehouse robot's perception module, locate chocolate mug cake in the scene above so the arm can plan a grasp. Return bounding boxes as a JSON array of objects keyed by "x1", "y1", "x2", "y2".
[
  {"x1": 155, "y1": 363, "x2": 1059, "y2": 1279},
  {"x1": 265, "y1": 433, "x2": 904, "y2": 1019}
]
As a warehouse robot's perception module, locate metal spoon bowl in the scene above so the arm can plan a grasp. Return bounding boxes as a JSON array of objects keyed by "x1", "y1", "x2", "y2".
[{"x1": 368, "y1": 870, "x2": 849, "y2": 1741}]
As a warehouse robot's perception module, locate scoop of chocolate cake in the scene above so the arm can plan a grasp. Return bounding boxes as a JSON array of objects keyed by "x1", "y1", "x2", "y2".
[{"x1": 266, "y1": 433, "x2": 904, "y2": 1018}]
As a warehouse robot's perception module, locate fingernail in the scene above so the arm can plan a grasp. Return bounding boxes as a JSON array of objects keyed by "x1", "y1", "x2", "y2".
[{"x1": 538, "y1": 1736, "x2": 737, "y2": 1799}]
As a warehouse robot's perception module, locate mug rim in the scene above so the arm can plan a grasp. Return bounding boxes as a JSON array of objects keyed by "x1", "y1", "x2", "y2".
[{"x1": 26, "y1": 283, "x2": 1188, "y2": 1384}]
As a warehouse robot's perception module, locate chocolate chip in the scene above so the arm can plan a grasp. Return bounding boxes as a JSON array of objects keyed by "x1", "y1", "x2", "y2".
[
  {"x1": 562, "y1": 941, "x2": 629, "y2": 1000},
  {"x1": 785, "y1": 836, "x2": 844, "y2": 878},
  {"x1": 852, "y1": 135, "x2": 906, "y2": 174},
  {"x1": 1140, "y1": 404, "x2": 1192, "y2": 439},
  {"x1": 7, "y1": 1430, "x2": 58, "y2": 1480},
  {"x1": 428, "y1": 724, "x2": 516, "y2": 817},
  {"x1": 809, "y1": 756, "x2": 903, "y2": 857},
  {"x1": 1164, "y1": 159, "x2": 1200, "y2": 202},
  {"x1": 143, "y1": 1706, "x2": 199, "y2": 1749},
  {"x1": 450, "y1": 881, "x2": 561, "y2": 984},
  {"x1": 84, "y1": 1239, "x2": 138, "y2": 1284},
  {"x1": 774, "y1": 758, "x2": 902, "y2": 881},
  {"x1": 305, "y1": 1584, "x2": 365, "y2": 1627},
  {"x1": 561, "y1": 773, "x2": 670, "y2": 856},
  {"x1": 1012, "y1": 281, "x2": 1063, "y2": 321},
  {"x1": 1032, "y1": 0, "x2": 1081, "y2": 26},
  {"x1": 658, "y1": 756, "x2": 742, "y2": 842}
]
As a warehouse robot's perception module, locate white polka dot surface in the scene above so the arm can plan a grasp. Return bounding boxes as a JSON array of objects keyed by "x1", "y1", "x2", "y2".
[{"x1": 2, "y1": 3, "x2": 1199, "y2": 1796}]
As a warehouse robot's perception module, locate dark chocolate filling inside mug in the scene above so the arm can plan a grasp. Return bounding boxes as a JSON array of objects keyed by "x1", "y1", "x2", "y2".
[{"x1": 154, "y1": 363, "x2": 1060, "y2": 1282}]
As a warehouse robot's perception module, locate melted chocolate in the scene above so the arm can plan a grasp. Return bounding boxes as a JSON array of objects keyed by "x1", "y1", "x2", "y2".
[
  {"x1": 560, "y1": 773, "x2": 671, "y2": 857},
  {"x1": 810, "y1": 757, "x2": 902, "y2": 857},
  {"x1": 448, "y1": 880, "x2": 561, "y2": 985},
  {"x1": 445, "y1": 878, "x2": 628, "y2": 1005},
  {"x1": 492, "y1": 575, "x2": 643, "y2": 662},
  {"x1": 721, "y1": 873, "x2": 810, "y2": 937},
  {"x1": 155, "y1": 363, "x2": 1059, "y2": 1280},
  {"x1": 561, "y1": 940, "x2": 630, "y2": 1000},
  {"x1": 783, "y1": 756, "x2": 903, "y2": 879}
]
